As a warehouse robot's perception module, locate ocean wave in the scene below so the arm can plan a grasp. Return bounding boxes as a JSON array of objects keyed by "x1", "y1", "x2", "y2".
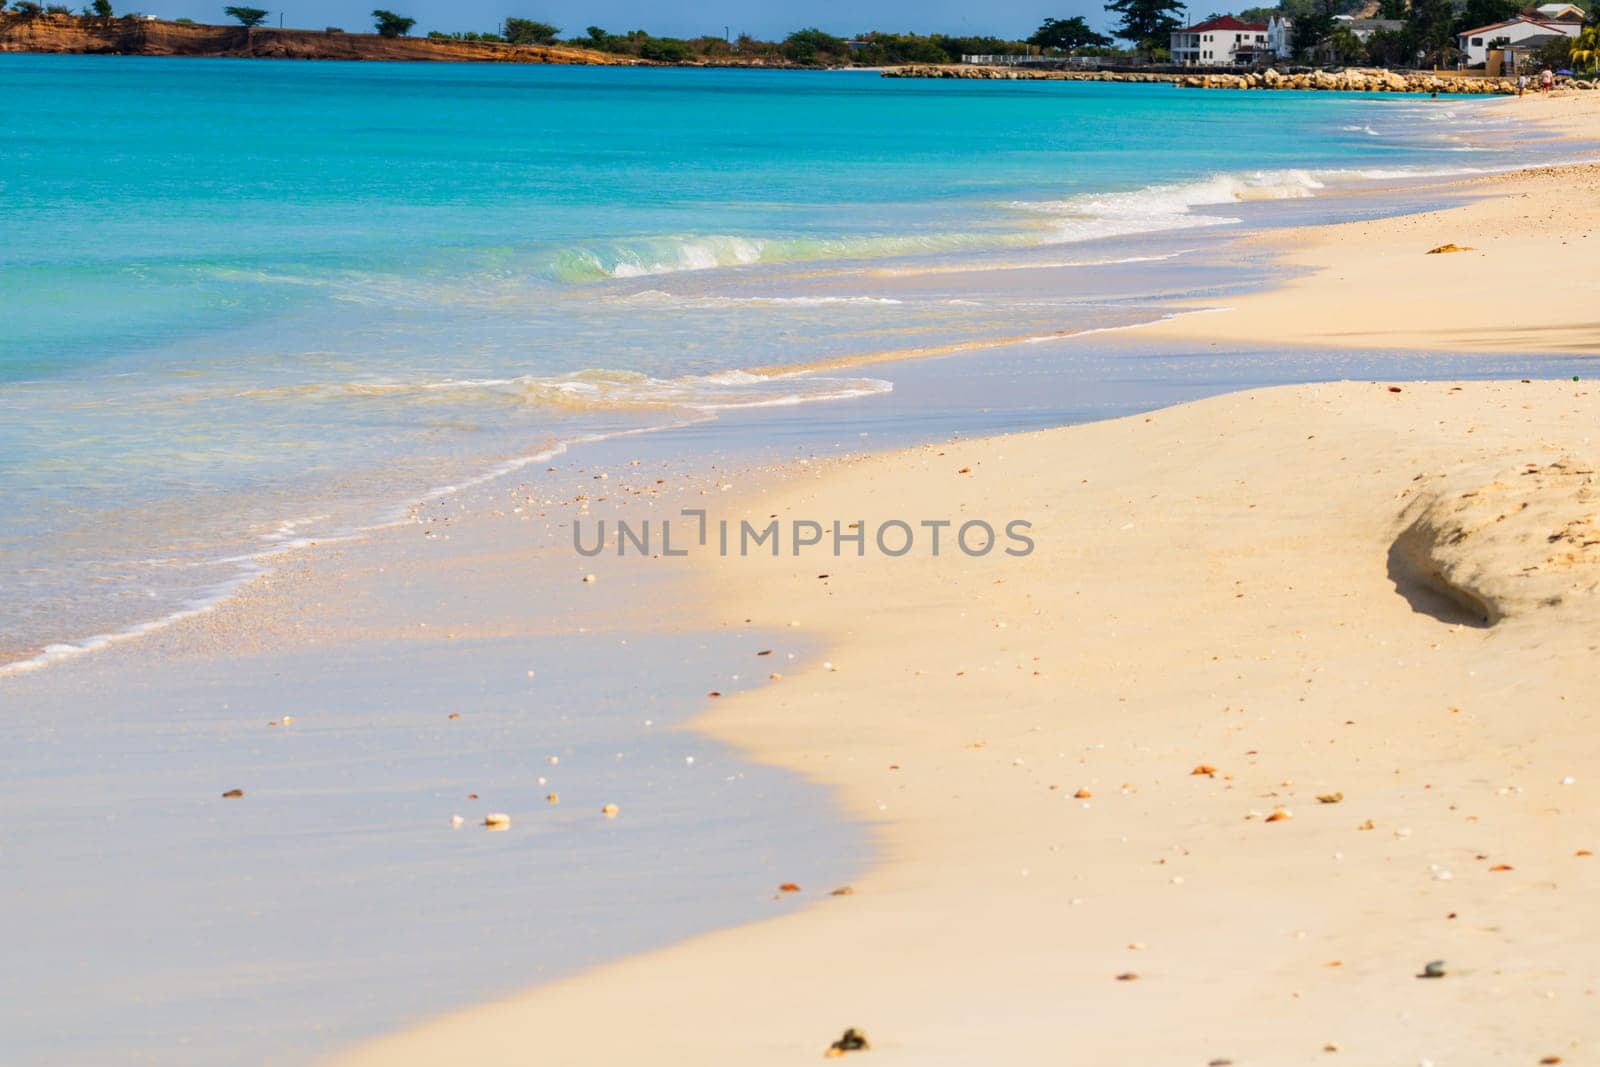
[
  {"x1": 559, "y1": 167, "x2": 1375, "y2": 284},
  {"x1": 1012, "y1": 168, "x2": 1332, "y2": 240},
  {"x1": 619, "y1": 291, "x2": 909, "y2": 309},
  {"x1": 545, "y1": 231, "x2": 1020, "y2": 283},
  {"x1": 236, "y1": 366, "x2": 893, "y2": 414}
]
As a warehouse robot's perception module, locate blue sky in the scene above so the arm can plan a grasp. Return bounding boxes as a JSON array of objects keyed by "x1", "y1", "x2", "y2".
[{"x1": 139, "y1": 1, "x2": 1120, "y2": 40}]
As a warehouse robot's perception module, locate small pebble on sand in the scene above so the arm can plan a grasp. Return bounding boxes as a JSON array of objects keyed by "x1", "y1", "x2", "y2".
[
  {"x1": 483, "y1": 812, "x2": 511, "y2": 829},
  {"x1": 221, "y1": 789, "x2": 244, "y2": 799},
  {"x1": 450, "y1": 815, "x2": 464, "y2": 828},
  {"x1": 582, "y1": 574, "x2": 596, "y2": 584},
  {"x1": 601, "y1": 803, "x2": 620, "y2": 818}
]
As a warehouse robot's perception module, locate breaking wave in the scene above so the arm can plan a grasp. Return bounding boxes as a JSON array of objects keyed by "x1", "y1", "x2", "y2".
[
  {"x1": 237, "y1": 367, "x2": 893, "y2": 414},
  {"x1": 546, "y1": 163, "x2": 1496, "y2": 284}
]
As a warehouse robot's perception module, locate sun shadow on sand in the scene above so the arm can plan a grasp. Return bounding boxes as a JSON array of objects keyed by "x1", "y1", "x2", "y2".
[{"x1": 1386, "y1": 536, "x2": 1493, "y2": 629}]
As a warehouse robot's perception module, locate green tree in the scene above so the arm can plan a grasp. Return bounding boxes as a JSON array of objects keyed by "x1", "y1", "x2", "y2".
[
  {"x1": 1573, "y1": 23, "x2": 1599, "y2": 72},
  {"x1": 1295, "y1": 0, "x2": 1339, "y2": 59},
  {"x1": 781, "y1": 26, "x2": 845, "y2": 63},
  {"x1": 371, "y1": 8, "x2": 414, "y2": 36},
  {"x1": 1376, "y1": 0, "x2": 1407, "y2": 18},
  {"x1": 1405, "y1": 0, "x2": 1456, "y2": 64},
  {"x1": 503, "y1": 17, "x2": 558, "y2": 44},
  {"x1": 1453, "y1": 0, "x2": 1520, "y2": 34},
  {"x1": 12, "y1": 0, "x2": 41, "y2": 12},
  {"x1": 1325, "y1": 23, "x2": 1366, "y2": 61},
  {"x1": 637, "y1": 35, "x2": 689, "y2": 60},
  {"x1": 1104, "y1": 0, "x2": 1187, "y2": 54},
  {"x1": 1365, "y1": 25, "x2": 1407, "y2": 64},
  {"x1": 223, "y1": 5, "x2": 268, "y2": 26},
  {"x1": 1028, "y1": 15, "x2": 1113, "y2": 50},
  {"x1": 89, "y1": 0, "x2": 111, "y2": 14}
]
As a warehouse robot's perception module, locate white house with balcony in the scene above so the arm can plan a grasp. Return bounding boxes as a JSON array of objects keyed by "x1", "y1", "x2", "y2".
[
  {"x1": 1171, "y1": 15, "x2": 1271, "y2": 66},
  {"x1": 1456, "y1": 14, "x2": 1582, "y2": 66}
]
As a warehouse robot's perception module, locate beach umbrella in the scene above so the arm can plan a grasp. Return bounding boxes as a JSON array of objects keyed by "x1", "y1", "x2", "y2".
[{"x1": 1557, "y1": 68, "x2": 1573, "y2": 75}]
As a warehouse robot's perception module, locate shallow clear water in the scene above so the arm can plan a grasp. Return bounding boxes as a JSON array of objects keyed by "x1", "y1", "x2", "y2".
[{"x1": 0, "y1": 57, "x2": 1542, "y2": 671}]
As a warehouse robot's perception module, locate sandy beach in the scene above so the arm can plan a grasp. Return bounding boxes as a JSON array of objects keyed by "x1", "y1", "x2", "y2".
[
  {"x1": 6, "y1": 73, "x2": 1598, "y2": 1064},
  {"x1": 335, "y1": 382, "x2": 1600, "y2": 1066},
  {"x1": 1145, "y1": 94, "x2": 1600, "y2": 354},
  {"x1": 329, "y1": 93, "x2": 1600, "y2": 1065}
]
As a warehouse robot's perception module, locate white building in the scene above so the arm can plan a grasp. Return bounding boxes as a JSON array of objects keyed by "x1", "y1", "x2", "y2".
[
  {"x1": 1170, "y1": 15, "x2": 1271, "y2": 66},
  {"x1": 1534, "y1": 3, "x2": 1587, "y2": 20},
  {"x1": 1267, "y1": 15, "x2": 1294, "y2": 59},
  {"x1": 1455, "y1": 14, "x2": 1583, "y2": 66}
]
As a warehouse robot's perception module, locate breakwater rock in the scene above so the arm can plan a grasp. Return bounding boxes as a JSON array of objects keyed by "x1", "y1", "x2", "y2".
[{"x1": 883, "y1": 64, "x2": 1600, "y2": 94}]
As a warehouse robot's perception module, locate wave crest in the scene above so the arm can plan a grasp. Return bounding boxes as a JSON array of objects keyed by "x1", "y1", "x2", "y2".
[{"x1": 237, "y1": 367, "x2": 893, "y2": 413}]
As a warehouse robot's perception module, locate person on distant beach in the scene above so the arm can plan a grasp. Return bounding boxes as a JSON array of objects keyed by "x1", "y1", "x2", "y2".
[
  {"x1": 1540, "y1": 67, "x2": 1554, "y2": 93},
  {"x1": 1517, "y1": 73, "x2": 1529, "y2": 96}
]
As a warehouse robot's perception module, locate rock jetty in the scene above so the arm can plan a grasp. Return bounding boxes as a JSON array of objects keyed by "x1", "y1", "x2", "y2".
[{"x1": 883, "y1": 64, "x2": 1600, "y2": 94}]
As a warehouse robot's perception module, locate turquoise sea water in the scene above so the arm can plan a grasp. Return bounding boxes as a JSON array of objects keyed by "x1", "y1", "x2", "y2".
[{"x1": 0, "y1": 57, "x2": 1535, "y2": 671}]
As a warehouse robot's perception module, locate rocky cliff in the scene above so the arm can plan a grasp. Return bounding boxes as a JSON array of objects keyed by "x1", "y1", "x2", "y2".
[{"x1": 0, "y1": 13, "x2": 636, "y2": 64}]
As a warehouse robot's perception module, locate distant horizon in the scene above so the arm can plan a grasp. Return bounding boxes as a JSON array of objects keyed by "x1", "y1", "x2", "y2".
[{"x1": 116, "y1": 1, "x2": 1130, "y2": 43}]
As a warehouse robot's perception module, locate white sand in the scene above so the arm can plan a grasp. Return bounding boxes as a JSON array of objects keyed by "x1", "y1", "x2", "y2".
[{"x1": 334, "y1": 377, "x2": 1600, "y2": 1066}]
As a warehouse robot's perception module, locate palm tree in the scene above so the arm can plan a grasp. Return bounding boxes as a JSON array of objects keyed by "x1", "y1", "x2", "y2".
[{"x1": 1571, "y1": 24, "x2": 1599, "y2": 72}]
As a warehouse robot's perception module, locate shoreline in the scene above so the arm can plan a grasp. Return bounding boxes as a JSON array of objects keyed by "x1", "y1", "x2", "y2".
[
  {"x1": 4, "y1": 20, "x2": 1593, "y2": 97},
  {"x1": 1144, "y1": 95, "x2": 1600, "y2": 354},
  {"x1": 6, "y1": 75, "x2": 1599, "y2": 1064},
  {"x1": 327, "y1": 92, "x2": 1600, "y2": 1063},
  {"x1": 0, "y1": 88, "x2": 1528, "y2": 680}
]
